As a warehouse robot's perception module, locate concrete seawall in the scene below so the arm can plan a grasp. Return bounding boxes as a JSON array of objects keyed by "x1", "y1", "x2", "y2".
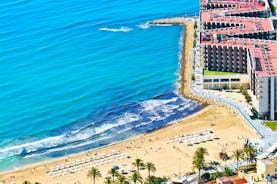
[{"x1": 150, "y1": 17, "x2": 212, "y2": 104}]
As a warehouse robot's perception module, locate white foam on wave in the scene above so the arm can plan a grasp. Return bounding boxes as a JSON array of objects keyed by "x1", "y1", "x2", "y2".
[
  {"x1": 154, "y1": 23, "x2": 173, "y2": 27},
  {"x1": 140, "y1": 97, "x2": 178, "y2": 110},
  {"x1": 137, "y1": 22, "x2": 150, "y2": 29},
  {"x1": 139, "y1": 97, "x2": 180, "y2": 122},
  {"x1": 0, "y1": 95, "x2": 200, "y2": 160},
  {"x1": 0, "y1": 112, "x2": 141, "y2": 158},
  {"x1": 22, "y1": 135, "x2": 110, "y2": 159},
  {"x1": 94, "y1": 112, "x2": 141, "y2": 134},
  {"x1": 99, "y1": 27, "x2": 133, "y2": 32}
]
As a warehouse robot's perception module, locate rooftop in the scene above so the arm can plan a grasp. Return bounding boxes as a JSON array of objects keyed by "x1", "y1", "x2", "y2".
[
  {"x1": 217, "y1": 176, "x2": 247, "y2": 184},
  {"x1": 200, "y1": 0, "x2": 277, "y2": 77},
  {"x1": 258, "y1": 158, "x2": 275, "y2": 165}
]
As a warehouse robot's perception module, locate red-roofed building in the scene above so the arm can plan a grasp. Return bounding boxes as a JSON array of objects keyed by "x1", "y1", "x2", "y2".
[
  {"x1": 200, "y1": 0, "x2": 277, "y2": 119},
  {"x1": 217, "y1": 176, "x2": 247, "y2": 184},
  {"x1": 204, "y1": 176, "x2": 247, "y2": 184}
]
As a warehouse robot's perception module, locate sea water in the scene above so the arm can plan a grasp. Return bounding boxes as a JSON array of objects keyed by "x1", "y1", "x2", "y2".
[{"x1": 0, "y1": 0, "x2": 199, "y2": 171}]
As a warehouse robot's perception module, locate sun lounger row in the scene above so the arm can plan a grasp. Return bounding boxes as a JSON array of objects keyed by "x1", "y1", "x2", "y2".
[
  {"x1": 182, "y1": 133, "x2": 218, "y2": 146},
  {"x1": 46, "y1": 151, "x2": 129, "y2": 178},
  {"x1": 166, "y1": 129, "x2": 216, "y2": 144}
]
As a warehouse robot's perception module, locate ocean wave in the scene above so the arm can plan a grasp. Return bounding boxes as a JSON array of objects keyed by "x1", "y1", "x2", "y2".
[
  {"x1": 99, "y1": 27, "x2": 133, "y2": 32},
  {"x1": 0, "y1": 91, "x2": 202, "y2": 160},
  {"x1": 137, "y1": 22, "x2": 150, "y2": 29},
  {"x1": 153, "y1": 24, "x2": 173, "y2": 27}
]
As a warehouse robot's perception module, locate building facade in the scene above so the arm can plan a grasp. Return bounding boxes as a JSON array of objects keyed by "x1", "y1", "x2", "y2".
[{"x1": 200, "y1": 0, "x2": 277, "y2": 120}]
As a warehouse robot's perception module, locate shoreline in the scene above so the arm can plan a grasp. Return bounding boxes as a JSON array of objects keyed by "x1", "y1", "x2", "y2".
[
  {"x1": 0, "y1": 103, "x2": 205, "y2": 175},
  {"x1": 0, "y1": 17, "x2": 205, "y2": 176},
  {"x1": 150, "y1": 17, "x2": 213, "y2": 104},
  {"x1": 0, "y1": 102, "x2": 204, "y2": 175},
  {"x1": 0, "y1": 104, "x2": 258, "y2": 183},
  {"x1": 0, "y1": 17, "x2": 260, "y2": 184}
]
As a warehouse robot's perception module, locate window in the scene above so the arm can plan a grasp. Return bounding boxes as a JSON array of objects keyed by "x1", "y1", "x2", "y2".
[
  {"x1": 231, "y1": 78, "x2": 240, "y2": 82},
  {"x1": 221, "y1": 79, "x2": 229, "y2": 82},
  {"x1": 204, "y1": 79, "x2": 212, "y2": 82}
]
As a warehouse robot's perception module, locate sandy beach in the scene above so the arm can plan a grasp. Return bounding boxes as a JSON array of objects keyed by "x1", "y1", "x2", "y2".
[
  {"x1": 0, "y1": 18, "x2": 259, "y2": 184},
  {"x1": 0, "y1": 104, "x2": 258, "y2": 184}
]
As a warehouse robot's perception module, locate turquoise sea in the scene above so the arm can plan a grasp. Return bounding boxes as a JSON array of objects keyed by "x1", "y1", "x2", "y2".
[{"x1": 0, "y1": 0, "x2": 199, "y2": 171}]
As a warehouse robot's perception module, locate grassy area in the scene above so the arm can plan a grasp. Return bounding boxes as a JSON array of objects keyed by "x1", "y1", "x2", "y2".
[
  {"x1": 264, "y1": 121, "x2": 277, "y2": 131},
  {"x1": 203, "y1": 70, "x2": 238, "y2": 76}
]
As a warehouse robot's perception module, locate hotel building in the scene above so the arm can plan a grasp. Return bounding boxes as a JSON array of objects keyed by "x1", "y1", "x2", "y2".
[{"x1": 200, "y1": 0, "x2": 277, "y2": 120}]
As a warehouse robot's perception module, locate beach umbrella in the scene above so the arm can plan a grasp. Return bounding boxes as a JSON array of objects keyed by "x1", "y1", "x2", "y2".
[
  {"x1": 127, "y1": 165, "x2": 135, "y2": 172},
  {"x1": 55, "y1": 165, "x2": 60, "y2": 170},
  {"x1": 182, "y1": 139, "x2": 188, "y2": 144},
  {"x1": 112, "y1": 165, "x2": 120, "y2": 170},
  {"x1": 66, "y1": 162, "x2": 70, "y2": 167},
  {"x1": 187, "y1": 139, "x2": 193, "y2": 146}
]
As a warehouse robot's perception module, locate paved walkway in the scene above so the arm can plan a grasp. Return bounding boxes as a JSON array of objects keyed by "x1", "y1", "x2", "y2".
[{"x1": 191, "y1": 15, "x2": 277, "y2": 153}]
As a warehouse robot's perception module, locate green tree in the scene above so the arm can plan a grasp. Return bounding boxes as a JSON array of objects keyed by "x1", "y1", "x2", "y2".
[
  {"x1": 232, "y1": 149, "x2": 244, "y2": 175},
  {"x1": 108, "y1": 167, "x2": 119, "y2": 182},
  {"x1": 272, "y1": 5, "x2": 276, "y2": 14},
  {"x1": 223, "y1": 167, "x2": 236, "y2": 176},
  {"x1": 144, "y1": 176, "x2": 167, "y2": 184},
  {"x1": 87, "y1": 167, "x2": 102, "y2": 184},
  {"x1": 23, "y1": 181, "x2": 32, "y2": 184},
  {"x1": 222, "y1": 83, "x2": 228, "y2": 90},
  {"x1": 145, "y1": 162, "x2": 156, "y2": 180},
  {"x1": 194, "y1": 30, "x2": 197, "y2": 38},
  {"x1": 239, "y1": 86, "x2": 244, "y2": 93},
  {"x1": 116, "y1": 174, "x2": 129, "y2": 184},
  {"x1": 194, "y1": 21, "x2": 198, "y2": 29},
  {"x1": 210, "y1": 171, "x2": 224, "y2": 180},
  {"x1": 129, "y1": 171, "x2": 143, "y2": 184},
  {"x1": 193, "y1": 39, "x2": 197, "y2": 48},
  {"x1": 243, "y1": 144, "x2": 257, "y2": 164},
  {"x1": 132, "y1": 158, "x2": 144, "y2": 174},
  {"x1": 104, "y1": 177, "x2": 112, "y2": 184},
  {"x1": 245, "y1": 95, "x2": 252, "y2": 103},
  {"x1": 192, "y1": 147, "x2": 208, "y2": 183},
  {"x1": 192, "y1": 74, "x2": 196, "y2": 81}
]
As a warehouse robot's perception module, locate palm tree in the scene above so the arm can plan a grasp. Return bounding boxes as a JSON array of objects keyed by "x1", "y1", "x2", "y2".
[
  {"x1": 129, "y1": 171, "x2": 143, "y2": 184},
  {"x1": 192, "y1": 147, "x2": 208, "y2": 183},
  {"x1": 210, "y1": 171, "x2": 224, "y2": 180},
  {"x1": 87, "y1": 167, "x2": 102, "y2": 184},
  {"x1": 243, "y1": 144, "x2": 257, "y2": 164},
  {"x1": 223, "y1": 167, "x2": 235, "y2": 176},
  {"x1": 232, "y1": 149, "x2": 243, "y2": 175},
  {"x1": 132, "y1": 158, "x2": 144, "y2": 174},
  {"x1": 23, "y1": 181, "x2": 32, "y2": 184},
  {"x1": 116, "y1": 174, "x2": 129, "y2": 184},
  {"x1": 104, "y1": 177, "x2": 112, "y2": 184},
  {"x1": 108, "y1": 167, "x2": 119, "y2": 182},
  {"x1": 145, "y1": 162, "x2": 156, "y2": 180}
]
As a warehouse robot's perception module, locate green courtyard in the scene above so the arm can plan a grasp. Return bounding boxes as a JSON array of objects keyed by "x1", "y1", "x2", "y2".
[
  {"x1": 264, "y1": 121, "x2": 277, "y2": 131},
  {"x1": 203, "y1": 69, "x2": 238, "y2": 76}
]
